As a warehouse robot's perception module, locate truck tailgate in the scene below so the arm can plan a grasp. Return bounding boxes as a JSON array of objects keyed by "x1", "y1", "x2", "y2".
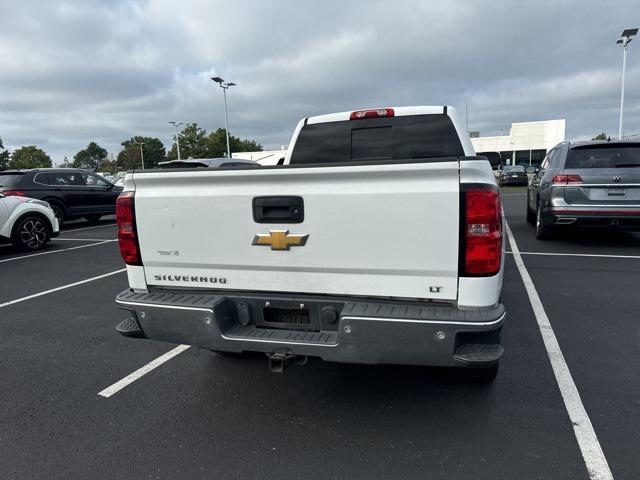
[{"x1": 133, "y1": 161, "x2": 460, "y2": 301}]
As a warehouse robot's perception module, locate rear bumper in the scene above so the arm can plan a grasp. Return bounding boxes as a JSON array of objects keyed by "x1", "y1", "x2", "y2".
[
  {"x1": 547, "y1": 206, "x2": 640, "y2": 227},
  {"x1": 500, "y1": 177, "x2": 528, "y2": 185},
  {"x1": 115, "y1": 289, "x2": 505, "y2": 368}
]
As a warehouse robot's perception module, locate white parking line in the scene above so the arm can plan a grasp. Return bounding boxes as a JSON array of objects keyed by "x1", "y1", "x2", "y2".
[
  {"x1": 98, "y1": 345, "x2": 191, "y2": 398},
  {"x1": 505, "y1": 221, "x2": 613, "y2": 480},
  {"x1": 506, "y1": 250, "x2": 640, "y2": 260},
  {"x1": 53, "y1": 238, "x2": 115, "y2": 242},
  {"x1": 0, "y1": 239, "x2": 118, "y2": 263},
  {"x1": 61, "y1": 223, "x2": 116, "y2": 233},
  {"x1": 0, "y1": 268, "x2": 126, "y2": 309}
]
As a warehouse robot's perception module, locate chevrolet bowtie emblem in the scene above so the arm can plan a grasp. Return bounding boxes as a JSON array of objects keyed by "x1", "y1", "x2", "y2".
[{"x1": 252, "y1": 230, "x2": 309, "y2": 251}]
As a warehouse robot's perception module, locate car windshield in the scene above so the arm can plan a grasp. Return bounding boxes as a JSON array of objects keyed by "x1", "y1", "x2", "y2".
[
  {"x1": 503, "y1": 166, "x2": 525, "y2": 173},
  {"x1": 566, "y1": 144, "x2": 640, "y2": 169}
]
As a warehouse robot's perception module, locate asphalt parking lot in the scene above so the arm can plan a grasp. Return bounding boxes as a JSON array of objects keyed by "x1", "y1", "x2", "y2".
[{"x1": 1, "y1": 193, "x2": 639, "y2": 480}]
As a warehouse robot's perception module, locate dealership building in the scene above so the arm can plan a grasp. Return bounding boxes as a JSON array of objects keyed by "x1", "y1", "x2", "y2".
[{"x1": 470, "y1": 119, "x2": 566, "y2": 168}]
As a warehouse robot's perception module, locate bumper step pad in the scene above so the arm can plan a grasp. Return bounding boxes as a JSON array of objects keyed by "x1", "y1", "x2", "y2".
[
  {"x1": 224, "y1": 324, "x2": 338, "y2": 346},
  {"x1": 453, "y1": 343, "x2": 503, "y2": 365},
  {"x1": 116, "y1": 317, "x2": 145, "y2": 338}
]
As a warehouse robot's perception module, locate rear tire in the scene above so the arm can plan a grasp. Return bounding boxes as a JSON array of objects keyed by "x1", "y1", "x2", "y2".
[
  {"x1": 526, "y1": 196, "x2": 536, "y2": 225},
  {"x1": 11, "y1": 215, "x2": 51, "y2": 251},
  {"x1": 535, "y1": 204, "x2": 555, "y2": 240},
  {"x1": 50, "y1": 204, "x2": 65, "y2": 225},
  {"x1": 463, "y1": 363, "x2": 499, "y2": 382},
  {"x1": 84, "y1": 214, "x2": 102, "y2": 223}
]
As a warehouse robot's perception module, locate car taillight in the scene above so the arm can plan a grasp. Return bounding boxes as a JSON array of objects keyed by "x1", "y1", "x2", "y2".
[
  {"x1": 551, "y1": 174, "x2": 582, "y2": 185},
  {"x1": 349, "y1": 108, "x2": 394, "y2": 120},
  {"x1": 116, "y1": 192, "x2": 142, "y2": 266},
  {"x1": 3, "y1": 190, "x2": 26, "y2": 196},
  {"x1": 461, "y1": 186, "x2": 502, "y2": 276}
]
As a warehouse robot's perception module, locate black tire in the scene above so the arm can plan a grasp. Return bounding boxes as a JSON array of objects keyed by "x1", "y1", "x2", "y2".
[
  {"x1": 11, "y1": 215, "x2": 51, "y2": 251},
  {"x1": 84, "y1": 214, "x2": 102, "y2": 223},
  {"x1": 50, "y1": 203, "x2": 65, "y2": 225},
  {"x1": 462, "y1": 363, "x2": 499, "y2": 382},
  {"x1": 526, "y1": 195, "x2": 536, "y2": 225},
  {"x1": 535, "y1": 204, "x2": 555, "y2": 240}
]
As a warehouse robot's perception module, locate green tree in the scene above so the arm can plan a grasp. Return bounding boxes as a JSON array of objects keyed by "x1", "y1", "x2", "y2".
[
  {"x1": 205, "y1": 128, "x2": 263, "y2": 157},
  {"x1": 9, "y1": 145, "x2": 52, "y2": 169},
  {"x1": 117, "y1": 136, "x2": 166, "y2": 170},
  {"x1": 72, "y1": 142, "x2": 108, "y2": 170},
  {"x1": 592, "y1": 133, "x2": 608, "y2": 141},
  {"x1": 0, "y1": 137, "x2": 10, "y2": 170},
  {"x1": 166, "y1": 123, "x2": 209, "y2": 160}
]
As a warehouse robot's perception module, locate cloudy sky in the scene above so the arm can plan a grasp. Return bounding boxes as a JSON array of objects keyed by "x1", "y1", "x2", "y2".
[{"x1": 1, "y1": 0, "x2": 639, "y2": 164}]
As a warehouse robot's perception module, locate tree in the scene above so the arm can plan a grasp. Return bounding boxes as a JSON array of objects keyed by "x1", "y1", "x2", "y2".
[
  {"x1": 8, "y1": 146, "x2": 52, "y2": 169},
  {"x1": 117, "y1": 136, "x2": 166, "y2": 170},
  {"x1": 0, "y1": 137, "x2": 9, "y2": 170},
  {"x1": 166, "y1": 123, "x2": 209, "y2": 160},
  {"x1": 72, "y1": 142, "x2": 108, "y2": 170},
  {"x1": 592, "y1": 133, "x2": 607, "y2": 141},
  {"x1": 205, "y1": 128, "x2": 263, "y2": 157}
]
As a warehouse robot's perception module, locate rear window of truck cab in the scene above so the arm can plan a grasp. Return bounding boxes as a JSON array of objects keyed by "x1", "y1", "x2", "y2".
[{"x1": 290, "y1": 114, "x2": 464, "y2": 165}]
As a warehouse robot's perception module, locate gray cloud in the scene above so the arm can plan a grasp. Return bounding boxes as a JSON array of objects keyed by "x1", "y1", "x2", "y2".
[{"x1": 0, "y1": 0, "x2": 638, "y2": 163}]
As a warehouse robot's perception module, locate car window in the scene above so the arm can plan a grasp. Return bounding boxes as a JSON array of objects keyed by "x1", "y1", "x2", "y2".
[
  {"x1": 565, "y1": 145, "x2": 640, "y2": 169},
  {"x1": 49, "y1": 172, "x2": 86, "y2": 186},
  {"x1": 503, "y1": 166, "x2": 525, "y2": 173},
  {"x1": 83, "y1": 173, "x2": 110, "y2": 186},
  {"x1": 541, "y1": 149, "x2": 556, "y2": 170},
  {"x1": 0, "y1": 172, "x2": 25, "y2": 187},
  {"x1": 290, "y1": 114, "x2": 465, "y2": 165}
]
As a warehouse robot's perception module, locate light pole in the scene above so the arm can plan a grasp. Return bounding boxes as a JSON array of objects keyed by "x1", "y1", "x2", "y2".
[
  {"x1": 168, "y1": 121, "x2": 183, "y2": 160},
  {"x1": 616, "y1": 28, "x2": 638, "y2": 139},
  {"x1": 136, "y1": 142, "x2": 145, "y2": 169},
  {"x1": 211, "y1": 76, "x2": 236, "y2": 158}
]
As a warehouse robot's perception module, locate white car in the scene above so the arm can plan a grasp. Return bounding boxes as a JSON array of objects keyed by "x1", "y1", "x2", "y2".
[{"x1": 0, "y1": 192, "x2": 59, "y2": 250}]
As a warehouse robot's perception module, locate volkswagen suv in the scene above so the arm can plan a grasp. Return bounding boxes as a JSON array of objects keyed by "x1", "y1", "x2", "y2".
[{"x1": 527, "y1": 140, "x2": 640, "y2": 239}]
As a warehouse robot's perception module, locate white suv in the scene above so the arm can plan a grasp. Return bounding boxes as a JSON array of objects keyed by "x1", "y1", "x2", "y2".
[{"x1": 0, "y1": 192, "x2": 59, "y2": 250}]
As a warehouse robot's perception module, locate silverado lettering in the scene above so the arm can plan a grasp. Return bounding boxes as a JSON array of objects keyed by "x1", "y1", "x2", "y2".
[{"x1": 153, "y1": 274, "x2": 227, "y2": 284}]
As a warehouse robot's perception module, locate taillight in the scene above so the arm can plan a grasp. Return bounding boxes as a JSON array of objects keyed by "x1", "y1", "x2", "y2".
[
  {"x1": 3, "y1": 190, "x2": 26, "y2": 196},
  {"x1": 116, "y1": 192, "x2": 142, "y2": 266},
  {"x1": 551, "y1": 174, "x2": 582, "y2": 185},
  {"x1": 461, "y1": 186, "x2": 502, "y2": 276},
  {"x1": 349, "y1": 108, "x2": 394, "y2": 120}
]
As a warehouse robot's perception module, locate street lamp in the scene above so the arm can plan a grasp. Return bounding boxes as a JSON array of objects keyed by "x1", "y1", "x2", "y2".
[
  {"x1": 616, "y1": 28, "x2": 638, "y2": 139},
  {"x1": 168, "y1": 121, "x2": 184, "y2": 160},
  {"x1": 211, "y1": 76, "x2": 236, "y2": 158},
  {"x1": 135, "y1": 141, "x2": 145, "y2": 169}
]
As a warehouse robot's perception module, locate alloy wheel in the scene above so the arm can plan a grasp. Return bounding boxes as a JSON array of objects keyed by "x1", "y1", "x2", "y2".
[{"x1": 20, "y1": 219, "x2": 47, "y2": 249}]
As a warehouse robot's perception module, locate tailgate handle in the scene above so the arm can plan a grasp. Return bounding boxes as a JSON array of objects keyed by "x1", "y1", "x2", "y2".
[{"x1": 253, "y1": 196, "x2": 304, "y2": 223}]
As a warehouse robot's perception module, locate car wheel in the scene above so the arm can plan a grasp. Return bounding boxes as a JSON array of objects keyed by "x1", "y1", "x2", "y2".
[
  {"x1": 51, "y1": 204, "x2": 65, "y2": 225},
  {"x1": 535, "y1": 204, "x2": 555, "y2": 240},
  {"x1": 462, "y1": 362, "x2": 499, "y2": 382},
  {"x1": 12, "y1": 216, "x2": 50, "y2": 251},
  {"x1": 526, "y1": 195, "x2": 536, "y2": 225},
  {"x1": 84, "y1": 214, "x2": 102, "y2": 223}
]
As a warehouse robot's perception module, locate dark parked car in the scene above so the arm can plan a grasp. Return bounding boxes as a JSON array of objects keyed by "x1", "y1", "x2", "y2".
[
  {"x1": 0, "y1": 168, "x2": 122, "y2": 224},
  {"x1": 527, "y1": 140, "x2": 640, "y2": 239},
  {"x1": 498, "y1": 165, "x2": 528, "y2": 186}
]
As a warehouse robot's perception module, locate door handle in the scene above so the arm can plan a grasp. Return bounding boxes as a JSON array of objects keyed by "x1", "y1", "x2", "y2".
[{"x1": 253, "y1": 196, "x2": 304, "y2": 223}]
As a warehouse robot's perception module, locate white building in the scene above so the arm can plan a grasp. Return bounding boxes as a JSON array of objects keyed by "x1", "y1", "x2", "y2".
[{"x1": 470, "y1": 119, "x2": 565, "y2": 167}]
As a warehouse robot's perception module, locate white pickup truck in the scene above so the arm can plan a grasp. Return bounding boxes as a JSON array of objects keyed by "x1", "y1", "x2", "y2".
[{"x1": 114, "y1": 106, "x2": 505, "y2": 379}]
